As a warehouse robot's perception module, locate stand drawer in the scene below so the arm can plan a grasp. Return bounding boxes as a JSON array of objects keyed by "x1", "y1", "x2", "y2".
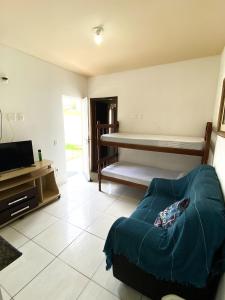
[
  {"x1": 0, "y1": 197, "x2": 38, "y2": 225},
  {"x1": 0, "y1": 187, "x2": 36, "y2": 212}
]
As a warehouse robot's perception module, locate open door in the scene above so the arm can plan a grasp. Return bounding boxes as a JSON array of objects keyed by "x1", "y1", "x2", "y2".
[
  {"x1": 81, "y1": 97, "x2": 91, "y2": 181},
  {"x1": 90, "y1": 97, "x2": 118, "y2": 172}
]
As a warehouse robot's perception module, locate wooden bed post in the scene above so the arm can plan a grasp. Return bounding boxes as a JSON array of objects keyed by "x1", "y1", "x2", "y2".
[
  {"x1": 97, "y1": 121, "x2": 102, "y2": 191},
  {"x1": 97, "y1": 121, "x2": 120, "y2": 191},
  {"x1": 115, "y1": 121, "x2": 119, "y2": 162},
  {"x1": 201, "y1": 122, "x2": 212, "y2": 164}
]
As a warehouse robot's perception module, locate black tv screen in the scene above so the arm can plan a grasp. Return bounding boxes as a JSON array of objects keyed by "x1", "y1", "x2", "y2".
[{"x1": 0, "y1": 140, "x2": 34, "y2": 172}]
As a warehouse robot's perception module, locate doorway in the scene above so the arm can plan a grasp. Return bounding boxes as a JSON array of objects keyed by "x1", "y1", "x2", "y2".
[
  {"x1": 62, "y1": 96, "x2": 83, "y2": 177},
  {"x1": 90, "y1": 96, "x2": 118, "y2": 172}
]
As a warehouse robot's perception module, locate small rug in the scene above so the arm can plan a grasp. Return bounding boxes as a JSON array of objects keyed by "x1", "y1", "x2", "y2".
[{"x1": 0, "y1": 236, "x2": 22, "y2": 271}]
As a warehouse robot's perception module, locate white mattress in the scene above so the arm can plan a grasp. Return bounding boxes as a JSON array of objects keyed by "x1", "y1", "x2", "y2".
[
  {"x1": 101, "y1": 161, "x2": 183, "y2": 186},
  {"x1": 101, "y1": 133, "x2": 204, "y2": 150}
]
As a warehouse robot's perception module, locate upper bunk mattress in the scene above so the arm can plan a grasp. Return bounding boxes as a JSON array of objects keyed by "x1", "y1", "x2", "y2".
[
  {"x1": 101, "y1": 133, "x2": 205, "y2": 150},
  {"x1": 101, "y1": 161, "x2": 183, "y2": 186}
]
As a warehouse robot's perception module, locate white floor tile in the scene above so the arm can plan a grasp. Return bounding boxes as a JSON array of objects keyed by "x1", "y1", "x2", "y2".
[
  {"x1": 66, "y1": 203, "x2": 102, "y2": 229},
  {"x1": 105, "y1": 198, "x2": 138, "y2": 218},
  {"x1": 11, "y1": 210, "x2": 58, "y2": 238},
  {"x1": 84, "y1": 193, "x2": 116, "y2": 213},
  {"x1": 33, "y1": 220, "x2": 82, "y2": 255},
  {"x1": 65, "y1": 175, "x2": 93, "y2": 190},
  {"x1": 0, "y1": 241, "x2": 54, "y2": 296},
  {"x1": 101, "y1": 182, "x2": 126, "y2": 197},
  {"x1": 59, "y1": 232, "x2": 104, "y2": 278},
  {"x1": 215, "y1": 273, "x2": 225, "y2": 300},
  {"x1": 102, "y1": 182, "x2": 145, "y2": 201},
  {"x1": 78, "y1": 281, "x2": 119, "y2": 300},
  {"x1": 14, "y1": 258, "x2": 89, "y2": 300},
  {"x1": 161, "y1": 296, "x2": 185, "y2": 300},
  {"x1": 0, "y1": 227, "x2": 28, "y2": 248},
  {"x1": 0, "y1": 288, "x2": 11, "y2": 300},
  {"x1": 43, "y1": 198, "x2": 80, "y2": 218},
  {"x1": 87, "y1": 214, "x2": 118, "y2": 239},
  {"x1": 60, "y1": 181, "x2": 96, "y2": 199},
  {"x1": 59, "y1": 179, "x2": 115, "y2": 214},
  {"x1": 63, "y1": 187, "x2": 113, "y2": 211},
  {"x1": 93, "y1": 261, "x2": 141, "y2": 300}
]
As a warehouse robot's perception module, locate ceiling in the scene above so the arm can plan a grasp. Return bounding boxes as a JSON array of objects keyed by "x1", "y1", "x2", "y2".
[{"x1": 0, "y1": 0, "x2": 225, "y2": 77}]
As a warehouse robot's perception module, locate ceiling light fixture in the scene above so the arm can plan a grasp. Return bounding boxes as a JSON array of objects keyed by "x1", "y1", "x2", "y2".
[{"x1": 93, "y1": 25, "x2": 104, "y2": 45}]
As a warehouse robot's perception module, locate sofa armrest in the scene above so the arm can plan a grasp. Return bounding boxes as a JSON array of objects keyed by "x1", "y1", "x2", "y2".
[
  {"x1": 145, "y1": 176, "x2": 187, "y2": 200},
  {"x1": 145, "y1": 178, "x2": 175, "y2": 199},
  {"x1": 104, "y1": 216, "x2": 166, "y2": 270}
]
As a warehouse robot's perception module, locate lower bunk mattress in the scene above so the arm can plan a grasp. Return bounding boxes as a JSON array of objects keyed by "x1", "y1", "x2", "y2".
[{"x1": 101, "y1": 161, "x2": 183, "y2": 186}]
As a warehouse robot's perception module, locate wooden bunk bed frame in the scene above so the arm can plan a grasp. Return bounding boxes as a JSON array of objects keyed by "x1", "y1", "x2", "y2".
[{"x1": 96, "y1": 121, "x2": 212, "y2": 191}]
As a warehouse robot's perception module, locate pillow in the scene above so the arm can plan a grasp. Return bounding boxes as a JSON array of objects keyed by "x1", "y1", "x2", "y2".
[{"x1": 154, "y1": 198, "x2": 190, "y2": 229}]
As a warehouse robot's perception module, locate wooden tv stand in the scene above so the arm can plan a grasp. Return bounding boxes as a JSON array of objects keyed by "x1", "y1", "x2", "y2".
[{"x1": 0, "y1": 160, "x2": 60, "y2": 227}]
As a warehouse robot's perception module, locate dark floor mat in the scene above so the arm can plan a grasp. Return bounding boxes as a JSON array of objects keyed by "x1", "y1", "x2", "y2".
[{"x1": 0, "y1": 236, "x2": 22, "y2": 271}]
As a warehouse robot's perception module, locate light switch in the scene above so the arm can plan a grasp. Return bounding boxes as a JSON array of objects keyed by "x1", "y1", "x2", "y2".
[{"x1": 16, "y1": 113, "x2": 24, "y2": 121}]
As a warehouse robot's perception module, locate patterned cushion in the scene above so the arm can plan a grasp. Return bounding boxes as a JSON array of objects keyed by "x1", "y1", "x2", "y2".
[{"x1": 154, "y1": 198, "x2": 190, "y2": 228}]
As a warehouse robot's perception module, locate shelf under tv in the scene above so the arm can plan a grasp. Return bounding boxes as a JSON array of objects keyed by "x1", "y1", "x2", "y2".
[{"x1": 0, "y1": 160, "x2": 60, "y2": 227}]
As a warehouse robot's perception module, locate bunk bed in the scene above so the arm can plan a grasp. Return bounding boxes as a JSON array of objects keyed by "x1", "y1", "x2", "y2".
[{"x1": 96, "y1": 121, "x2": 212, "y2": 191}]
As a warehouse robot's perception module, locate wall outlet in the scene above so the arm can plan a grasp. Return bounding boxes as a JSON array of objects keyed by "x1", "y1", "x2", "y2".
[{"x1": 7, "y1": 113, "x2": 16, "y2": 121}]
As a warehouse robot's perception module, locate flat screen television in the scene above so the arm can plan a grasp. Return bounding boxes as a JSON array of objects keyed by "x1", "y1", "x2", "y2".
[{"x1": 0, "y1": 140, "x2": 35, "y2": 172}]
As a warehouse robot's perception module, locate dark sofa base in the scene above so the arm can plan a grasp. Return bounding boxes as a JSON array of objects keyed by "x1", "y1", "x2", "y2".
[{"x1": 112, "y1": 255, "x2": 219, "y2": 300}]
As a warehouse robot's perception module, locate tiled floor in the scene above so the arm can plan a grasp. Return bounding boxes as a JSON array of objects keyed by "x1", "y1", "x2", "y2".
[{"x1": 0, "y1": 174, "x2": 149, "y2": 300}]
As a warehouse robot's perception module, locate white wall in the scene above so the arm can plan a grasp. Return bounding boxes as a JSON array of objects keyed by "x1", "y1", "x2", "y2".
[
  {"x1": 212, "y1": 46, "x2": 225, "y2": 300},
  {"x1": 88, "y1": 56, "x2": 220, "y2": 171},
  {"x1": 0, "y1": 44, "x2": 87, "y2": 183},
  {"x1": 212, "y1": 47, "x2": 225, "y2": 196}
]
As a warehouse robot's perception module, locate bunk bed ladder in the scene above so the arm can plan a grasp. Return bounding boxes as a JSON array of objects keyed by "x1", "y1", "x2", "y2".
[
  {"x1": 96, "y1": 121, "x2": 119, "y2": 191},
  {"x1": 201, "y1": 122, "x2": 212, "y2": 164}
]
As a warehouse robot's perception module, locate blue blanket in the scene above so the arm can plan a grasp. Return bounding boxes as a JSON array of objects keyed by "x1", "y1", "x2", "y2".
[{"x1": 104, "y1": 165, "x2": 225, "y2": 287}]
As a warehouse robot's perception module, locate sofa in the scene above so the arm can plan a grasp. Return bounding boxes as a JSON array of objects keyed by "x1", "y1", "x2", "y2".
[{"x1": 104, "y1": 165, "x2": 225, "y2": 300}]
